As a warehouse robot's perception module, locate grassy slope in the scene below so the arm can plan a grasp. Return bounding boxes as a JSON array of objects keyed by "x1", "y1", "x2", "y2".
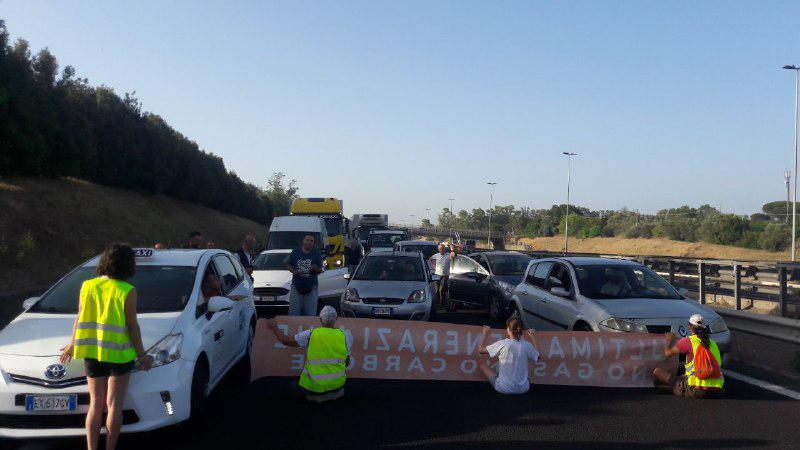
[
  {"x1": 516, "y1": 236, "x2": 790, "y2": 261},
  {"x1": 0, "y1": 177, "x2": 266, "y2": 295}
]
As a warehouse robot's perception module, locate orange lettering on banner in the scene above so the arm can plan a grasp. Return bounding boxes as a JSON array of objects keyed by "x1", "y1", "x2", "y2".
[{"x1": 251, "y1": 317, "x2": 677, "y2": 388}]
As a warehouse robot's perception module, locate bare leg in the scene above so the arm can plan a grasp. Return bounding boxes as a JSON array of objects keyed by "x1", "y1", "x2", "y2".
[
  {"x1": 653, "y1": 367, "x2": 674, "y2": 386},
  {"x1": 479, "y1": 360, "x2": 498, "y2": 381},
  {"x1": 86, "y1": 376, "x2": 108, "y2": 450},
  {"x1": 104, "y1": 373, "x2": 131, "y2": 450}
]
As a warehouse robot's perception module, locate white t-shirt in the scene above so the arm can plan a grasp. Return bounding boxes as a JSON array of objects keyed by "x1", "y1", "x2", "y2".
[
  {"x1": 486, "y1": 338, "x2": 539, "y2": 394},
  {"x1": 295, "y1": 328, "x2": 353, "y2": 354},
  {"x1": 430, "y1": 253, "x2": 451, "y2": 276}
]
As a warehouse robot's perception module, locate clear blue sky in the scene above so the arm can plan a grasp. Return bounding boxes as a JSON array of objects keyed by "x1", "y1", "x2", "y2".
[{"x1": 3, "y1": 1, "x2": 800, "y2": 223}]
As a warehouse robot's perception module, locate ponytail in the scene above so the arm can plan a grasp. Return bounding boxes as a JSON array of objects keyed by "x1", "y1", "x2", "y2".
[
  {"x1": 507, "y1": 317, "x2": 524, "y2": 340},
  {"x1": 694, "y1": 325, "x2": 711, "y2": 348}
]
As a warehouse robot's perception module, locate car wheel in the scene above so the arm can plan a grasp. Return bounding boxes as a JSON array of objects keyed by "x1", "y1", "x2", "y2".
[
  {"x1": 190, "y1": 360, "x2": 210, "y2": 420},
  {"x1": 488, "y1": 295, "x2": 503, "y2": 320},
  {"x1": 573, "y1": 322, "x2": 593, "y2": 332}
]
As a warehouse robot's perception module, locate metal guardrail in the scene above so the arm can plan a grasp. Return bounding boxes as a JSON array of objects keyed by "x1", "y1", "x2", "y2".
[{"x1": 712, "y1": 307, "x2": 800, "y2": 345}]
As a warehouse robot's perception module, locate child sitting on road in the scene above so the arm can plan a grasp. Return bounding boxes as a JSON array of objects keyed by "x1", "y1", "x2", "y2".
[{"x1": 478, "y1": 317, "x2": 539, "y2": 394}]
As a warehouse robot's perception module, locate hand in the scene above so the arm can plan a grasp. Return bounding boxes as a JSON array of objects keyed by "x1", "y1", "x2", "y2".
[
  {"x1": 665, "y1": 332, "x2": 676, "y2": 345},
  {"x1": 136, "y1": 355, "x2": 154, "y2": 371},
  {"x1": 481, "y1": 325, "x2": 491, "y2": 335},
  {"x1": 524, "y1": 329, "x2": 535, "y2": 339},
  {"x1": 267, "y1": 318, "x2": 277, "y2": 330},
  {"x1": 59, "y1": 344, "x2": 73, "y2": 364}
]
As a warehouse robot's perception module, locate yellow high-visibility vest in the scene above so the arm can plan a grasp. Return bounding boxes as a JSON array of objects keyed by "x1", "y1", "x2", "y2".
[
  {"x1": 299, "y1": 327, "x2": 347, "y2": 393},
  {"x1": 685, "y1": 335, "x2": 724, "y2": 389},
  {"x1": 73, "y1": 276, "x2": 137, "y2": 363}
]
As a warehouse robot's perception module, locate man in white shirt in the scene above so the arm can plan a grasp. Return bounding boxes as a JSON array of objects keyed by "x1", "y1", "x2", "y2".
[
  {"x1": 428, "y1": 244, "x2": 451, "y2": 310},
  {"x1": 478, "y1": 318, "x2": 540, "y2": 394}
]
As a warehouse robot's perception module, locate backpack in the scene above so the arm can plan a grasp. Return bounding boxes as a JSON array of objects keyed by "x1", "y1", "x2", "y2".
[{"x1": 693, "y1": 343, "x2": 721, "y2": 380}]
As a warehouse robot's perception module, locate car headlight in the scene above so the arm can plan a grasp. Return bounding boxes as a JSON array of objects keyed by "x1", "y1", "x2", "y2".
[
  {"x1": 497, "y1": 281, "x2": 514, "y2": 295},
  {"x1": 139, "y1": 333, "x2": 183, "y2": 370},
  {"x1": 600, "y1": 318, "x2": 648, "y2": 333},
  {"x1": 708, "y1": 317, "x2": 728, "y2": 333},
  {"x1": 407, "y1": 289, "x2": 426, "y2": 303},
  {"x1": 345, "y1": 288, "x2": 360, "y2": 303}
]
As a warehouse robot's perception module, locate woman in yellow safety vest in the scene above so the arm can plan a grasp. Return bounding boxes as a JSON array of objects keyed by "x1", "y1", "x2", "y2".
[
  {"x1": 60, "y1": 243, "x2": 153, "y2": 450},
  {"x1": 267, "y1": 306, "x2": 352, "y2": 403},
  {"x1": 653, "y1": 313, "x2": 724, "y2": 398}
]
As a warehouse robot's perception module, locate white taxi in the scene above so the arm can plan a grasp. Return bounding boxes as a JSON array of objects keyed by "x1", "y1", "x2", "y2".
[{"x1": 0, "y1": 249, "x2": 256, "y2": 437}]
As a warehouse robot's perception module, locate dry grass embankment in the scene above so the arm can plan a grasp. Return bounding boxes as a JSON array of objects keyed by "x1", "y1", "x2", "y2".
[
  {"x1": 515, "y1": 236, "x2": 790, "y2": 262},
  {"x1": 0, "y1": 178, "x2": 266, "y2": 295}
]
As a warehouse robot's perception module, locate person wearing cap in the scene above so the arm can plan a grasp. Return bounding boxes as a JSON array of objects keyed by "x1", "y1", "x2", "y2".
[
  {"x1": 266, "y1": 306, "x2": 353, "y2": 402},
  {"x1": 653, "y1": 313, "x2": 725, "y2": 398}
]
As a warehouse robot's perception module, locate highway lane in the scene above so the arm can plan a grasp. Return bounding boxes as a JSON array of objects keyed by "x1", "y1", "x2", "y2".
[{"x1": 3, "y1": 311, "x2": 798, "y2": 450}]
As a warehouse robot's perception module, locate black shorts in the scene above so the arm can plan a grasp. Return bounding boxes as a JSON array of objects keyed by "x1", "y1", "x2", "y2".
[{"x1": 84, "y1": 358, "x2": 135, "y2": 378}]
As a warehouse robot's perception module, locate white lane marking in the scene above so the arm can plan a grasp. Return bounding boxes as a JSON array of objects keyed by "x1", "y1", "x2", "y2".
[{"x1": 725, "y1": 370, "x2": 800, "y2": 400}]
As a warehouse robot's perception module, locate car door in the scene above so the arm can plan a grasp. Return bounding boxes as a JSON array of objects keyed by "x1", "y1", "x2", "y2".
[
  {"x1": 516, "y1": 261, "x2": 555, "y2": 330},
  {"x1": 212, "y1": 254, "x2": 246, "y2": 370},
  {"x1": 193, "y1": 261, "x2": 232, "y2": 385},
  {"x1": 537, "y1": 262, "x2": 578, "y2": 330},
  {"x1": 449, "y1": 255, "x2": 490, "y2": 305}
]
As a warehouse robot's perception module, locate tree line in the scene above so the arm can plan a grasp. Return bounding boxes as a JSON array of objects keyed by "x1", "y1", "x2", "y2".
[
  {"x1": 427, "y1": 202, "x2": 794, "y2": 252},
  {"x1": 0, "y1": 21, "x2": 281, "y2": 224}
]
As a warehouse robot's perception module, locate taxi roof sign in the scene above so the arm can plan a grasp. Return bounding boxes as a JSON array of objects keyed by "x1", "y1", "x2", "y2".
[{"x1": 134, "y1": 248, "x2": 154, "y2": 258}]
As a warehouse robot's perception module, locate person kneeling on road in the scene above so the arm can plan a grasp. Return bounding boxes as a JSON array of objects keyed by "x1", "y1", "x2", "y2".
[
  {"x1": 267, "y1": 306, "x2": 353, "y2": 403},
  {"x1": 653, "y1": 313, "x2": 725, "y2": 398},
  {"x1": 478, "y1": 317, "x2": 540, "y2": 394}
]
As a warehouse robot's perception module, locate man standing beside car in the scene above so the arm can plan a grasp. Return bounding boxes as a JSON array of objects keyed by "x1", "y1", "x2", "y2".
[
  {"x1": 287, "y1": 234, "x2": 324, "y2": 316},
  {"x1": 234, "y1": 235, "x2": 257, "y2": 276},
  {"x1": 428, "y1": 243, "x2": 451, "y2": 311}
]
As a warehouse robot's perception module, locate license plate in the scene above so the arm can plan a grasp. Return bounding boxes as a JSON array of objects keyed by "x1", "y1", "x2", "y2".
[
  {"x1": 26, "y1": 395, "x2": 77, "y2": 412},
  {"x1": 372, "y1": 307, "x2": 392, "y2": 316},
  {"x1": 256, "y1": 295, "x2": 281, "y2": 303}
]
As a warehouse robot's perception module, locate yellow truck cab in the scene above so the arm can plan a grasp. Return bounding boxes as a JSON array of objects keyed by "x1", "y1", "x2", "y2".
[{"x1": 290, "y1": 197, "x2": 347, "y2": 268}]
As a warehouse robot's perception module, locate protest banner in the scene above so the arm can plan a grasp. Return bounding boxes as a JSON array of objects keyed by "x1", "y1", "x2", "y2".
[{"x1": 251, "y1": 317, "x2": 677, "y2": 388}]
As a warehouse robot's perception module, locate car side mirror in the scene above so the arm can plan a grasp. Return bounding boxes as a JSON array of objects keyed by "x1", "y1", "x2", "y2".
[
  {"x1": 550, "y1": 287, "x2": 571, "y2": 298},
  {"x1": 207, "y1": 296, "x2": 235, "y2": 314},
  {"x1": 343, "y1": 273, "x2": 351, "y2": 280},
  {"x1": 678, "y1": 287, "x2": 688, "y2": 297},
  {"x1": 22, "y1": 297, "x2": 40, "y2": 311},
  {"x1": 431, "y1": 274, "x2": 441, "y2": 282}
]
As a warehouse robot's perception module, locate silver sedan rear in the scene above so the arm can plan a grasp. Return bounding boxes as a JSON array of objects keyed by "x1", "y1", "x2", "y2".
[{"x1": 340, "y1": 251, "x2": 438, "y2": 321}]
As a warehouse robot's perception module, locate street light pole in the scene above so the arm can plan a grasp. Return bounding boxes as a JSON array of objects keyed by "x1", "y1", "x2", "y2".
[
  {"x1": 448, "y1": 198, "x2": 455, "y2": 242},
  {"x1": 562, "y1": 152, "x2": 578, "y2": 255},
  {"x1": 784, "y1": 65, "x2": 799, "y2": 261},
  {"x1": 486, "y1": 182, "x2": 497, "y2": 248}
]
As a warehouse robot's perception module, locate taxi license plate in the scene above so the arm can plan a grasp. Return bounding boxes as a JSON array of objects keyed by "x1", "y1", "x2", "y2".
[
  {"x1": 372, "y1": 307, "x2": 392, "y2": 316},
  {"x1": 26, "y1": 394, "x2": 77, "y2": 412}
]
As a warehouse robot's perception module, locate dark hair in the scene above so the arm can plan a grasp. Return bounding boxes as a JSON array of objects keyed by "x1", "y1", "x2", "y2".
[
  {"x1": 506, "y1": 317, "x2": 524, "y2": 340},
  {"x1": 96, "y1": 243, "x2": 136, "y2": 280},
  {"x1": 304, "y1": 234, "x2": 316, "y2": 242},
  {"x1": 692, "y1": 324, "x2": 711, "y2": 348},
  {"x1": 189, "y1": 231, "x2": 202, "y2": 239}
]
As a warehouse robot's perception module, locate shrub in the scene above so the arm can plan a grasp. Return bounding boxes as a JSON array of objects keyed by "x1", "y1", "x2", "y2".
[
  {"x1": 16, "y1": 231, "x2": 36, "y2": 261},
  {"x1": 699, "y1": 214, "x2": 749, "y2": 246},
  {"x1": 758, "y1": 223, "x2": 791, "y2": 251},
  {"x1": 661, "y1": 218, "x2": 700, "y2": 242}
]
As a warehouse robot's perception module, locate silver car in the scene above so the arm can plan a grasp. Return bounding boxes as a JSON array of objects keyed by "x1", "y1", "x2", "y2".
[
  {"x1": 341, "y1": 251, "x2": 439, "y2": 321},
  {"x1": 510, "y1": 257, "x2": 731, "y2": 354}
]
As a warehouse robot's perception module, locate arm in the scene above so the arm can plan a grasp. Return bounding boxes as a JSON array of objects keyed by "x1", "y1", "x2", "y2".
[
  {"x1": 267, "y1": 319, "x2": 300, "y2": 347},
  {"x1": 60, "y1": 296, "x2": 81, "y2": 363},
  {"x1": 124, "y1": 289, "x2": 154, "y2": 370},
  {"x1": 478, "y1": 325, "x2": 491, "y2": 354},
  {"x1": 663, "y1": 332, "x2": 680, "y2": 357}
]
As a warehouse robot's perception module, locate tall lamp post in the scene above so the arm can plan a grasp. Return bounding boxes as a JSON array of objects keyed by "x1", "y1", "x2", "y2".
[
  {"x1": 562, "y1": 152, "x2": 578, "y2": 255},
  {"x1": 486, "y1": 182, "x2": 497, "y2": 248},
  {"x1": 448, "y1": 198, "x2": 455, "y2": 242},
  {"x1": 425, "y1": 208, "x2": 431, "y2": 225},
  {"x1": 784, "y1": 65, "x2": 799, "y2": 261}
]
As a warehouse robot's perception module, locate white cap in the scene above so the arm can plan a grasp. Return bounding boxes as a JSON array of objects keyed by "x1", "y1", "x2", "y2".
[
  {"x1": 319, "y1": 305, "x2": 338, "y2": 324},
  {"x1": 689, "y1": 314, "x2": 705, "y2": 327}
]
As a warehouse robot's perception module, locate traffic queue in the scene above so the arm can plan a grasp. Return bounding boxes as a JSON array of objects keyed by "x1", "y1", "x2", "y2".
[{"x1": 0, "y1": 210, "x2": 728, "y2": 448}]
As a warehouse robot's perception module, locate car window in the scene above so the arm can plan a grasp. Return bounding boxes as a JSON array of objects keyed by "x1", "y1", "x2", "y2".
[
  {"x1": 253, "y1": 252, "x2": 291, "y2": 270},
  {"x1": 451, "y1": 255, "x2": 487, "y2": 275},
  {"x1": 524, "y1": 263, "x2": 539, "y2": 285},
  {"x1": 196, "y1": 263, "x2": 219, "y2": 318},
  {"x1": 547, "y1": 263, "x2": 573, "y2": 292},
  {"x1": 573, "y1": 264, "x2": 682, "y2": 300},
  {"x1": 353, "y1": 256, "x2": 425, "y2": 282},
  {"x1": 213, "y1": 255, "x2": 240, "y2": 295},
  {"x1": 476, "y1": 255, "x2": 491, "y2": 271},
  {"x1": 487, "y1": 254, "x2": 533, "y2": 276},
  {"x1": 531, "y1": 261, "x2": 553, "y2": 289},
  {"x1": 231, "y1": 256, "x2": 245, "y2": 281}
]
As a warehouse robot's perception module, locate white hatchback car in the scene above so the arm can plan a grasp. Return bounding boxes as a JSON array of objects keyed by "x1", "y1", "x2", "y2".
[{"x1": 0, "y1": 249, "x2": 256, "y2": 438}]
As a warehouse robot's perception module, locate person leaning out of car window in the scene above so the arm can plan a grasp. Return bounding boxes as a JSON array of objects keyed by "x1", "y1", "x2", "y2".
[
  {"x1": 60, "y1": 243, "x2": 153, "y2": 450},
  {"x1": 653, "y1": 314, "x2": 725, "y2": 398}
]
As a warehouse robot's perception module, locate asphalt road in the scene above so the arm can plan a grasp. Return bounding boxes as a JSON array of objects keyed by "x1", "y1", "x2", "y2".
[{"x1": 3, "y1": 310, "x2": 799, "y2": 450}]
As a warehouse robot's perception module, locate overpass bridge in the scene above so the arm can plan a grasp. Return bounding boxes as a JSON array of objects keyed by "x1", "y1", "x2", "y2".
[{"x1": 391, "y1": 225, "x2": 508, "y2": 249}]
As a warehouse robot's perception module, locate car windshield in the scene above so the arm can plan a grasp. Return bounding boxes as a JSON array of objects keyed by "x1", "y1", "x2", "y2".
[
  {"x1": 267, "y1": 232, "x2": 322, "y2": 251},
  {"x1": 357, "y1": 226, "x2": 386, "y2": 241},
  {"x1": 30, "y1": 266, "x2": 197, "y2": 313},
  {"x1": 354, "y1": 256, "x2": 425, "y2": 282},
  {"x1": 253, "y1": 253, "x2": 290, "y2": 270},
  {"x1": 368, "y1": 233, "x2": 406, "y2": 247},
  {"x1": 487, "y1": 254, "x2": 532, "y2": 276},
  {"x1": 402, "y1": 245, "x2": 438, "y2": 259},
  {"x1": 573, "y1": 264, "x2": 682, "y2": 300},
  {"x1": 323, "y1": 217, "x2": 343, "y2": 236}
]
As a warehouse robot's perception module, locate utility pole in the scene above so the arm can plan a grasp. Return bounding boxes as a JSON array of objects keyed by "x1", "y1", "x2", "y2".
[
  {"x1": 448, "y1": 198, "x2": 455, "y2": 242},
  {"x1": 487, "y1": 182, "x2": 497, "y2": 248},
  {"x1": 786, "y1": 170, "x2": 792, "y2": 224},
  {"x1": 783, "y1": 65, "x2": 799, "y2": 261},
  {"x1": 562, "y1": 152, "x2": 578, "y2": 255}
]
